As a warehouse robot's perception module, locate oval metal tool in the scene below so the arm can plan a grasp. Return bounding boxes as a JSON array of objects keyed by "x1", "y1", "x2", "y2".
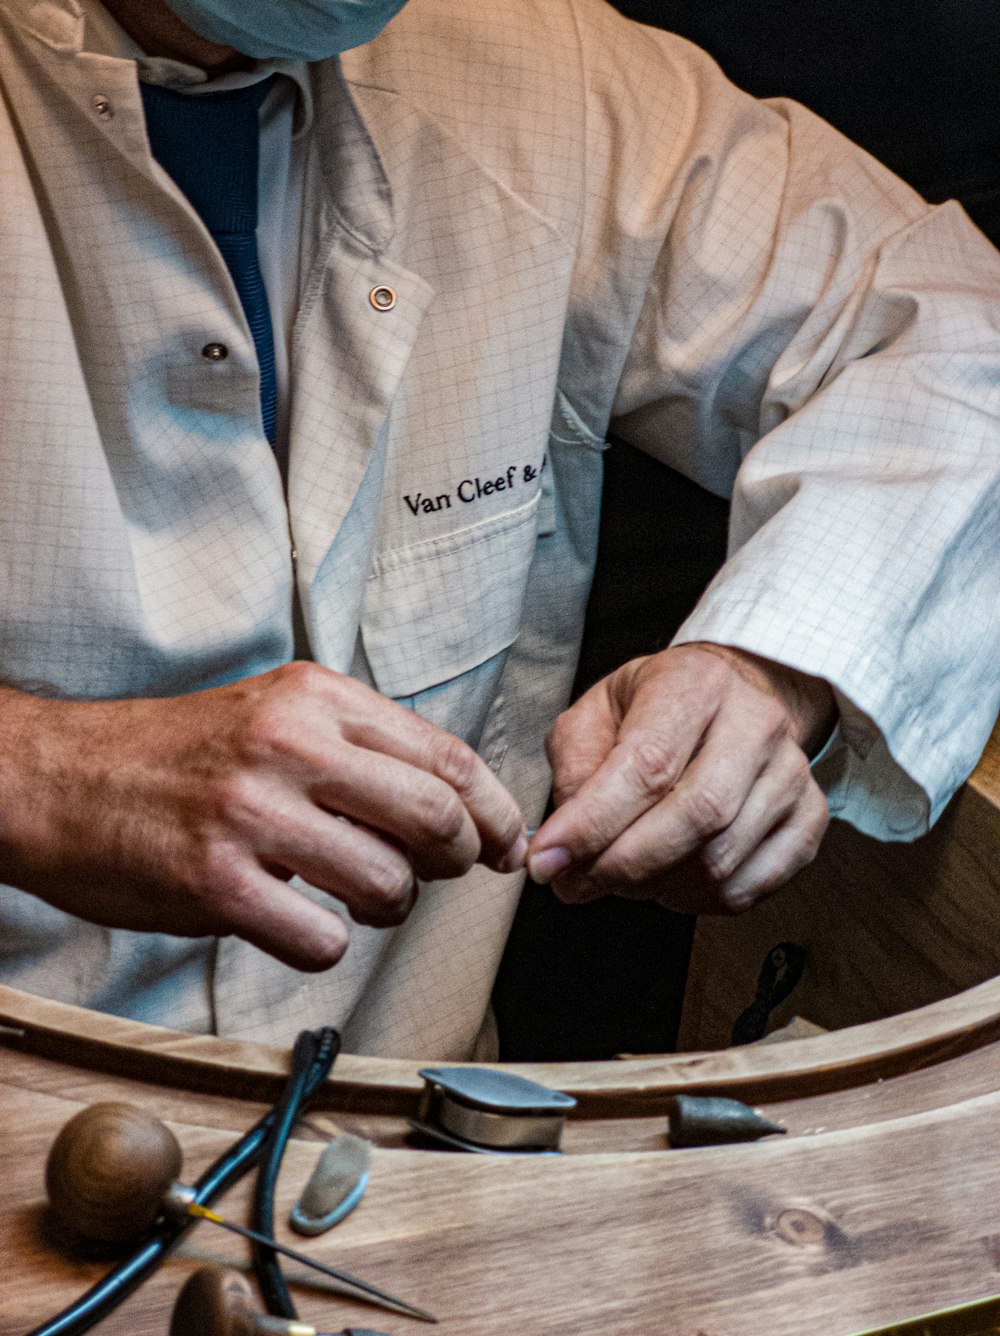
[{"x1": 409, "y1": 1067, "x2": 577, "y2": 1154}]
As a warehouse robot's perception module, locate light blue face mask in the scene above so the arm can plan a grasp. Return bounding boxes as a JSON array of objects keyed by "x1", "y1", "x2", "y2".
[{"x1": 165, "y1": 0, "x2": 410, "y2": 60}]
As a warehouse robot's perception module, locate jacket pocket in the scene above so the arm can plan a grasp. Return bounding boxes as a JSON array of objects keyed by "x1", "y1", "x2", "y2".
[{"x1": 360, "y1": 490, "x2": 541, "y2": 698}]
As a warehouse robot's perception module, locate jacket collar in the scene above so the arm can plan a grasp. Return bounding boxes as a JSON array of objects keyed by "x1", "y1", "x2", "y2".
[
  {"x1": 7, "y1": 0, "x2": 392, "y2": 251},
  {"x1": 15, "y1": 0, "x2": 86, "y2": 53},
  {"x1": 307, "y1": 56, "x2": 395, "y2": 257}
]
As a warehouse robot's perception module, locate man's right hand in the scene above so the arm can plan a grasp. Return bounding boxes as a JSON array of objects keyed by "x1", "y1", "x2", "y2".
[{"x1": 0, "y1": 663, "x2": 526, "y2": 971}]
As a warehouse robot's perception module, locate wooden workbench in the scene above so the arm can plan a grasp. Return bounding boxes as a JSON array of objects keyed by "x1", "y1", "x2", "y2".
[
  {"x1": 2, "y1": 723, "x2": 999, "y2": 1335},
  {"x1": 4, "y1": 974, "x2": 1000, "y2": 1336}
]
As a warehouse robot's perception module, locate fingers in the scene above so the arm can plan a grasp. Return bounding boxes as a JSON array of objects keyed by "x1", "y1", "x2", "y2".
[
  {"x1": 545, "y1": 680, "x2": 622, "y2": 809},
  {"x1": 699, "y1": 743, "x2": 814, "y2": 888},
  {"x1": 261, "y1": 803, "x2": 418, "y2": 928},
  {"x1": 529, "y1": 653, "x2": 724, "y2": 883},
  {"x1": 236, "y1": 663, "x2": 525, "y2": 874},
  {"x1": 220, "y1": 863, "x2": 352, "y2": 972},
  {"x1": 201, "y1": 666, "x2": 525, "y2": 964},
  {"x1": 10, "y1": 663, "x2": 525, "y2": 978},
  {"x1": 328, "y1": 679, "x2": 526, "y2": 871},
  {"x1": 552, "y1": 767, "x2": 828, "y2": 915},
  {"x1": 530, "y1": 645, "x2": 832, "y2": 914},
  {"x1": 548, "y1": 719, "x2": 769, "y2": 901},
  {"x1": 710, "y1": 779, "x2": 830, "y2": 911},
  {"x1": 306, "y1": 743, "x2": 482, "y2": 881}
]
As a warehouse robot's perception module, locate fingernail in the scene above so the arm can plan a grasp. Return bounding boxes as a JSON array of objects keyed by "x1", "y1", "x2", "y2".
[
  {"x1": 528, "y1": 846, "x2": 572, "y2": 884},
  {"x1": 498, "y1": 833, "x2": 529, "y2": 874},
  {"x1": 723, "y1": 887, "x2": 755, "y2": 912},
  {"x1": 554, "y1": 874, "x2": 598, "y2": 904}
]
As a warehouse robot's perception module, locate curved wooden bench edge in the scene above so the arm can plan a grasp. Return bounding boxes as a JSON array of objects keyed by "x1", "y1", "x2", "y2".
[
  {"x1": 3, "y1": 974, "x2": 1000, "y2": 1117},
  {"x1": 969, "y1": 716, "x2": 1000, "y2": 806}
]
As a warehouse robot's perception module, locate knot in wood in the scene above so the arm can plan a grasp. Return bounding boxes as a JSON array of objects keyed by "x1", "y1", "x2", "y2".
[{"x1": 774, "y1": 1208, "x2": 827, "y2": 1247}]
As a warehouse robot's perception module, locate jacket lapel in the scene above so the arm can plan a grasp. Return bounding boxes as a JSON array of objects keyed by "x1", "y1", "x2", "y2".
[
  {"x1": 287, "y1": 61, "x2": 435, "y2": 667},
  {"x1": 287, "y1": 61, "x2": 574, "y2": 673}
]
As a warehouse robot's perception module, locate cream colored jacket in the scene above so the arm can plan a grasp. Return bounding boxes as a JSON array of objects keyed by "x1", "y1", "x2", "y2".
[{"x1": 1, "y1": 0, "x2": 998, "y2": 1056}]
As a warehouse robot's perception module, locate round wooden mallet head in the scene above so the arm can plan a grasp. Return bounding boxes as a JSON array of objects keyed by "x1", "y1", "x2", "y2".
[
  {"x1": 45, "y1": 1101, "x2": 184, "y2": 1245},
  {"x1": 170, "y1": 1267, "x2": 260, "y2": 1336}
]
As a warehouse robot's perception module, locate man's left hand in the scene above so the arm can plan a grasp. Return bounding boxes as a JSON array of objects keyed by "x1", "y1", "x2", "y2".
[{"x1": 527, "y1": 644, "x2": 835, "y2": 914}]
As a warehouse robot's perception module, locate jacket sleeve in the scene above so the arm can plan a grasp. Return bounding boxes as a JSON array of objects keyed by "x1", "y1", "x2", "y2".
[{"x1": 566, "y1": 0, "x2": 1000, "y2": 840}]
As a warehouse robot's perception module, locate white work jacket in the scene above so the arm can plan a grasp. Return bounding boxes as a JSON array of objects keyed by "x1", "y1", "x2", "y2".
[{"x1": 0, "y1": 0, "x2": 998, "y2": 1057}]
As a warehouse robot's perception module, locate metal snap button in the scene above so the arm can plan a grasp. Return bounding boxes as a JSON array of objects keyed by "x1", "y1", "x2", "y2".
[
  {"x1": 92, "y1": 94, "x2": 114, "y2": 120},
  {"x1": 369, "y1": 285, "x2": 397, "y2": 312},
  {"x1": 202, "y1": 343, "x2": 229, "y2": 362}
]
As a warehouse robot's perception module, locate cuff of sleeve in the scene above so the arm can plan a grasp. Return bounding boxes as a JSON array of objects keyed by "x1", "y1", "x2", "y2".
[{"x1": 817, "y1": 688, "x2": 931, "y2": 839}]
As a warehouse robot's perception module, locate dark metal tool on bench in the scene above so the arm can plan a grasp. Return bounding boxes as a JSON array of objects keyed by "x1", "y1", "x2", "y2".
[{"x1": 666, "y1": 1095, "x2": 786, "y2": 1148}]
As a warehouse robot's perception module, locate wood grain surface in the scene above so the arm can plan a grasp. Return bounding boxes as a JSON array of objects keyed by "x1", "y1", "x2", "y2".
[
  {"x1": 1, "y1": 717, "x2": 997, "y2": 1332},
  {"x1": 6, "y1": 970, "x2": 1000, "y2": 1120},
  {"x1": 4, "y1": 938, "x2": 1000, "y2": 1336},
  {"x1": 4, "y1": 1042, "x2": 1000, "y2": 1336}
]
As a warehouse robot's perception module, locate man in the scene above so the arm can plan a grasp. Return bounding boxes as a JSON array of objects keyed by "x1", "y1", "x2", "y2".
[{"x1": 0, "y1": 0, "x2": 996, "y2": 1057}]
